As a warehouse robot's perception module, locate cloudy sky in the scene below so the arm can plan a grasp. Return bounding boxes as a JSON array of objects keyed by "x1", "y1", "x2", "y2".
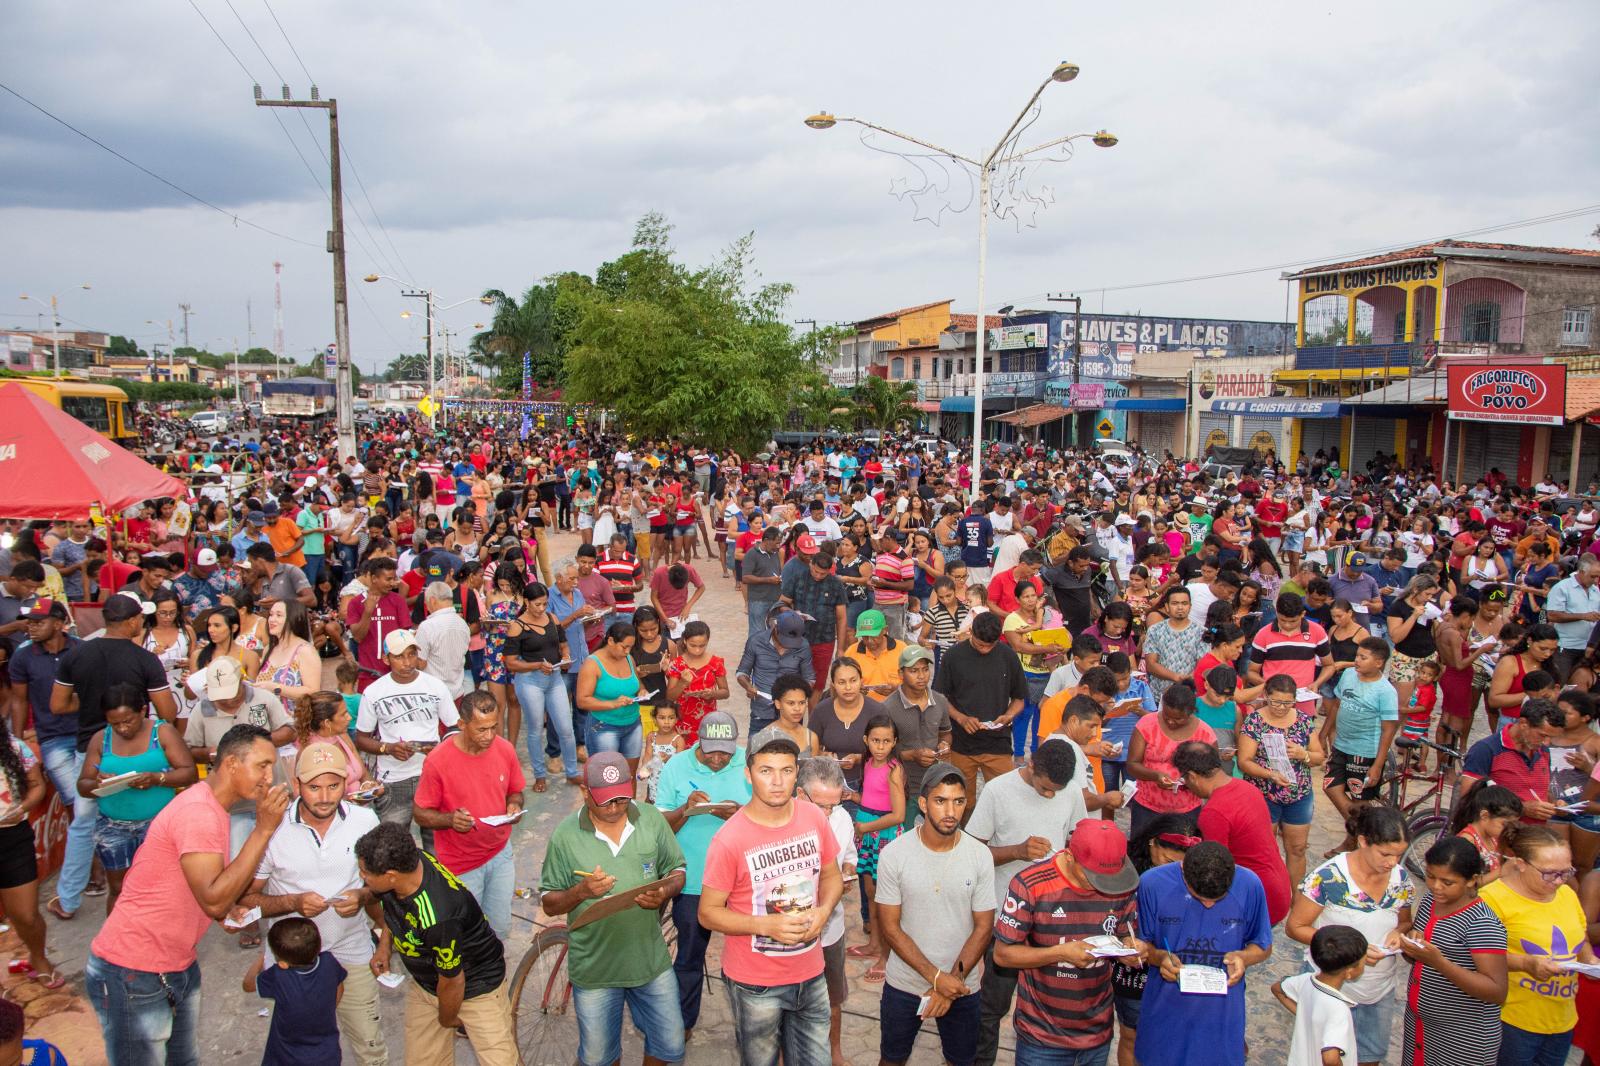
[{"x1": 3, "y1": 0, "x2": 1597, "y2": 373}]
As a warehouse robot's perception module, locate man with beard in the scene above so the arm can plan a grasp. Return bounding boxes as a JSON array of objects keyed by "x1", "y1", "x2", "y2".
[{"x1": 875, "y1": 762, "x2": 996, "y2": 1066}]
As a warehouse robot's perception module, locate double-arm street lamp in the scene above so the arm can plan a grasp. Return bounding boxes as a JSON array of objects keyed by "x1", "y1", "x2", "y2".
[
  {"x1": 363, "y1": 274, "x2": 492, "y2": 429},
  {"x1": 804, "y1": 61, "x2": 1116, "y2": 489},
  {"x1": 17, "y1": 284, "x2": 91, "y2": 377}
]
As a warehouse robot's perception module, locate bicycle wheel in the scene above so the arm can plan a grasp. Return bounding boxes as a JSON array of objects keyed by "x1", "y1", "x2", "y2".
[
  {"x1": 511, "y1": 926, "x2": 578, "y2": 1066},
  {"x1": 1403, "y1": 814, "x2": 1448, "y2": 881}
]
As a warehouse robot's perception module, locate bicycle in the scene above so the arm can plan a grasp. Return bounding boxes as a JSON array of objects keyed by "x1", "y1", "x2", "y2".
[
  {"x1": 1382, "y1": 732, "x2": 1465, "y2": 878},
  {"x1": 509, "y1": 902, "x2": 680, "y2": 1065}
]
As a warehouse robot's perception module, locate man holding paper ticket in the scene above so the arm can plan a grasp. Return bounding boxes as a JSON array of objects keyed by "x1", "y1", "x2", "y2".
[{"x1": 414, "y1": 691, "x2": 525, "y2": 940}]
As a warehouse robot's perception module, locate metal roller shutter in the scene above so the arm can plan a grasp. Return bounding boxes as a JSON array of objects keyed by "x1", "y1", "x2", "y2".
[
  {"x1": 1348, "y1": 415, "x2": 1394, "y2": 476},
  {"x1": 1133, "y1": 411, "x2": 1183, "y2": 457},
  {"x1": 1199, "y1": 413, "x2": 1232, "y2": 454},
  {"x1": 1237, "y1": 416, "x2": 1286, "y2": 464},
  {"x1": 1546, "y1": 425, "x2": 1600, "y2": 491},
  {"x1": 1455, "y1": 423, "x2": 1523, "y2": 484},
  {"x1": 1300, "y1": 419, "x2": 1343, "y2": 467}
]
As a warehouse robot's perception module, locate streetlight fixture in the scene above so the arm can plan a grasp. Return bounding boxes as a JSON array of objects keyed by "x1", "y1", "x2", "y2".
[
  {"x1": 18, "y1": 284, "x2": 90, "y2": 377},
  {"x1": 365, "y1": 273, "x2": 493, "y2": 429},
  {"x1": 804, "y1": 61, "x2": 1116, "y2": 480}
]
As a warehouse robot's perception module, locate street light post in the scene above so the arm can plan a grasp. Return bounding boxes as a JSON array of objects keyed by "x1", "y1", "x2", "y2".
[
  {"x1": 18, "y1": 285, "x2": 90, "y2": 377},
  {"x1": 365, "y1": 276, "x2": 492, "y2": 434},
  {"x1": 256, "y1": 85, "x2": 356, "y2": 462},
  {"x1": 803, "y1": 62, "x2": 1115, "y2": 498}
]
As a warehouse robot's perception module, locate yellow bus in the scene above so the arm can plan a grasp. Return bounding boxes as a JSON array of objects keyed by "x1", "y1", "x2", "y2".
[{"x1": 3, "y1": 378, "x2": 135, "y2": 440}]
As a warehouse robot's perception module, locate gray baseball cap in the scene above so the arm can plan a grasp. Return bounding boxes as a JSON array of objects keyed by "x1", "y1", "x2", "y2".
[{"x1": 697, "y1": 711, "x2": 739, "y2": 755}]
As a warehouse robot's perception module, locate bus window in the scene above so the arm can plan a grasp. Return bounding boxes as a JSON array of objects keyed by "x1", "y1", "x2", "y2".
[{"x1": 61, "y1": 395, "x2": 110, "y2": 432}]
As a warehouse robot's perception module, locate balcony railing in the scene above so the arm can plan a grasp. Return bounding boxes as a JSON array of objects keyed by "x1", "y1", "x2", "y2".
[{"x1": 916, "y1": 372, "x2": 1046, "y2": 400}]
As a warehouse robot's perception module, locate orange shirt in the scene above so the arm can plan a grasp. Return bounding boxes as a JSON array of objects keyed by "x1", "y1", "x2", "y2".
[{"x1": 266, "y1": 516, "x2": 307, "y2": 568}]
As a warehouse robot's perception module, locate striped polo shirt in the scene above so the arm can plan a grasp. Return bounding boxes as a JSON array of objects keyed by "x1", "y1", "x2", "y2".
[
  {"x1": 1249, "y1": 620, "x2": 1329, "y2": 689},
  {"x1": 872, "y1": 550, "x2": 915, "y2": 607},
  {"x1": 1462, "y1": 726, "x2": 1551, "y2": 819},
  {"x1": 994, "y1": 856, "x2": 1137, "y2": 1050}
]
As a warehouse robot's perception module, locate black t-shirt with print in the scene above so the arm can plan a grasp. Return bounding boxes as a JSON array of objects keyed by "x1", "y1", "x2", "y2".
[
  {"x1": 379, "y1": 853, "x2": 505, "y2": 997},
  {"x1": 57, "y1": 637, "x2": 171, "y2": 752}
]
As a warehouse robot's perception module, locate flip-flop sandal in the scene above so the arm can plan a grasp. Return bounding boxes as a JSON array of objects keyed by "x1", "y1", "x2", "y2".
[
  {"x1": 46, "y1": 898, "x2": 74, "y2": 921},
  {"x1": 863, "y1": 963, "x2": 886, "y2": 983},
  {"x1": 32, "y1": 970, "x2": 65, "y2": 990},
  {"x1": 239, "y1": 932, "x2": 262, "y2": 949},
  {"x1": 845, "y1": 944, "x2": 877, "y2": 959}
]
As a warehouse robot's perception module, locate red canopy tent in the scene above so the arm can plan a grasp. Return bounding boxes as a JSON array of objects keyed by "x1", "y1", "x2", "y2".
[{"x1": 0, "y1": 382, "x2": 187, "y2": 520}]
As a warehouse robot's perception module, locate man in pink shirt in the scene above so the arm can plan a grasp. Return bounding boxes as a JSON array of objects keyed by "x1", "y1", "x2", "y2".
[
  {"x1": 699, "y1": 728, "x2": 844, "y2": 1066},
  {"x1": 86, "y1": 723, "x2": 289, "y2": 1063}
]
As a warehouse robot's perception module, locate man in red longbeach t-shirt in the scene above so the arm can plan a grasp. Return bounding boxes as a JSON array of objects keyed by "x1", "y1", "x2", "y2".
[
  {"x1": 699, "y1": 728, "x2": 843, "y2": 1066},
  {"x1": 413, "y1": 691, "x2": 525, "y2": 941}
]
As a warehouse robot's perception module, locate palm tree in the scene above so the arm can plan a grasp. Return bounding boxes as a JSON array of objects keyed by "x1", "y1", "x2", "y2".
[
  {"x1": 473, "y1": 274, "x2": 589, "y2": 392},
  {"x1": 792, "y1": 375, "x2": 855, "y2": 432},
  {"x1": 852, "y1": 375, "x2": 920, "y2": 431}
]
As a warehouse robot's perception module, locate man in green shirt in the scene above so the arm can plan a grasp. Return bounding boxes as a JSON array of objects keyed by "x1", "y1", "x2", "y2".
[
  {"x1": 295, "y1": 493, "x2": 328, "y2": 586},
  {"x1": 540, "y1": 752, "x2": 687, "y2": 1066}
]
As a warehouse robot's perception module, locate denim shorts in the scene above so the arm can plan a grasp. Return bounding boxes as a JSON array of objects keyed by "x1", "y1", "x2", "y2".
[
  {"x1": 1552, "y1": 809, "x2": 1600, "y2": 834},
  {"x1": 1265, "y1": 790, "x2": 1315, "y2": 827},
  {"x1": 1350, "y1": 996, "x2": 1397, "y2": 1064},
  {"x1": 1112, "y1": 990, "x2": 1142, "y2": 1029},
  {"x1": 584, "y1": 718, "x2": 643, "y2": 759},
  {"x1": 93, "y1": 815, "x2": 152, "y2": 870},
  {"x1": 572, "y1": 968, "x2": 684, "y2": 1066},
  {"x1": 880, "y1": 983, "x2": 979, "y2": 1066}
]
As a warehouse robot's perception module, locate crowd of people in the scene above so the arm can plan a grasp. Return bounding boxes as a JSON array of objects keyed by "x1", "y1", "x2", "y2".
[{"x1": 0, "y1": 411, "x2": 1599, "y2": 1065}]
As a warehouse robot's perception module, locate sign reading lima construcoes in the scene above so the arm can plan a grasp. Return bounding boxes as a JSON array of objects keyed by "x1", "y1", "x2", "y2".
[
  {"x1": 1446, "y1": 364, "x2": 1566, "y2": 426},
  {"x1": 1301, "y1": 260, "x2": 1441, "y2": 296}
]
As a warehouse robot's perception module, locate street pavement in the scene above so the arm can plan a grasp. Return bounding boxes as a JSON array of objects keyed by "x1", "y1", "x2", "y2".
[{"x1": 33, "y1": 527, "x2": 1474, "y2": 1064}]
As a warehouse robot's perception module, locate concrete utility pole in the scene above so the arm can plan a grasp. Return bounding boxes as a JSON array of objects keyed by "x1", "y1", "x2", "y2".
[
  {"x1": 256, "y1": 85, "x2": 356, "y2": 462},
  {"x1": 178, "y1": 302, "x2": 193, "y2": 348},
  {"x1": 402, "y1": 289, "x2": 436, "y2": 432},
  {"x1": 1048, "y1": 293, "x2": 1086, "y2": 448}
]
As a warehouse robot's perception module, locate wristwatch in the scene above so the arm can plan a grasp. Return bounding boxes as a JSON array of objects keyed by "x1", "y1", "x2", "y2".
[{"x1": 380, "y1": 743, "x2": 389, "y2": 756}]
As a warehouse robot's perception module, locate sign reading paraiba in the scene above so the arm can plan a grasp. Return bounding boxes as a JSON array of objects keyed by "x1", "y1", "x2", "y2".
[{"x1": 1446, "y1": 364, "x2": 1566, "y2": 426}]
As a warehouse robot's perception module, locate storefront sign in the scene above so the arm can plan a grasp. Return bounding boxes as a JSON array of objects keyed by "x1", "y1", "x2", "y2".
[
  {"x1": 987, "y1": 324, "x2": 1046, "y2": 350},
  {"x1": 1301, "y1": 260, "x2": 1441, "y2": 296},
  {"x1": 1069, "y1": 383, "x2": 1105, "y2": 409},
  {"x1": 1447, "y1": 364, "x2": 1566, "y2": 425},
  {"x1": 1210, "y1": 399, "x2": 1342, "y2": 417},
  {"x1": 1205, "y1": 428, "x2": 1230, "y2": 450},
  {"x1": 1196, "y1": 369, "x2": 1277, "y2": 401}
]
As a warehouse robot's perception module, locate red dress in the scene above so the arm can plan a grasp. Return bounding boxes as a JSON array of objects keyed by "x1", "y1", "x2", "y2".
[{"x1": 665, "y1": 654, "x2": 726, "y2": 742}]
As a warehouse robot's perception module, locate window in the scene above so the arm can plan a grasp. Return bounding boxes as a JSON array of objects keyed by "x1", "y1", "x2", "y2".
[
  {"x1": 1562, "y1": 307, "x2": 1593, "y2": 347},
  {"x1": 912, "y1": 358, "x2": 921, "y2": 378},
  {"x1": 1461, "y1": 301, "x2": 1500, "y2": 343},
  {"x1": 889, "y1": 357, "x2": 904, "y2": 378},
  {"x1": 1393, "y1": 311, "x2": 1406, "y2": 342},
  {"x1": 61, "y1": 395, "x2": 110, "y2": 432}
]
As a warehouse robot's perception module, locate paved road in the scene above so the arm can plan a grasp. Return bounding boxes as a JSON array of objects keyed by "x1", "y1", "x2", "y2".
[{"x1": 35, "y1": 527, "x2": 1473, "y2": 1064}]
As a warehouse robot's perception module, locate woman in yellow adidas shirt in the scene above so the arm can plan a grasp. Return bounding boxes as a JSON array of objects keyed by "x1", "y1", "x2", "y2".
[{"x1": 1479, "y1": 822, "x2": 1597, "y2": 1065}]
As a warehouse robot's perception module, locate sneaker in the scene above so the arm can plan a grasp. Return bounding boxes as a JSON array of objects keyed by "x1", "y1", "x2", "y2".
[{"x1": 83, "y1": 881, "x2": 108, "y2": 897}]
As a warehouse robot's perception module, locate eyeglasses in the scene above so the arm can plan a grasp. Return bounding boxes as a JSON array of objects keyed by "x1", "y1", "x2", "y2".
[
  {"x1": 1265, "y1": 699, "x2": 1298, "y2": 710},
  {"x1": 1531, "y1": 864, "x2": 1576, "y2": 884}
]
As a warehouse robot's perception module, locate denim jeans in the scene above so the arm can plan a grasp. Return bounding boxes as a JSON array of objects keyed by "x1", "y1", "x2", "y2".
[
  {"x1": 724, "y1": 972, "x2": 829, "y2": 1066},
  {"x1": 300, "y1": 554, "x2": 323, "y2": 586},
  {"x1": 455, "y1": 839, "x2": 514, "y2": 941},
  {"x1": 584, "y1": 718, "x2": 642, "y2": 760},
  {"x1": 572, "y1": 967, "x2": 685, "y2": 1066},
  {"x1": 1013, "y1": 671, "x2": 1048, "y2": 757},
  {"x1": 747, "y1": 597, "x2": 779, "y2": 638},
  {"x1": 672, "y1": 893, "x2": 713, "y2": 1029},
  {"x1": 374, "y1": 775, "x2": 434, "y2": 854},
  {"x1": 334, "y1": 542, "x2": 359, "y2": 580},
  {"x1": 513, "y1": 669, "x2": 578, "y2": 779},
  {"x1": 1497, "y1": 1022, "x2": 1571, "y2": 1066},
  {"x1": 85, "y1": 953, "x2": 202, "y2": 1066},
  {"x1": 1014, "y1": 1034, "x2": 1111, "y2": 1066},
  {"x1": 40, "y1": 737, "x2": 94, "y2": 912}
]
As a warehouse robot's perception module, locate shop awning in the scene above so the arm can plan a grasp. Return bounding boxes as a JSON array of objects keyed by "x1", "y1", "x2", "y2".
[
  {"x1": 1102, "y1": 397, "x2": 1187, "y2": 412},
  {"x1": 990, "y1": 404, "x2": 1072, "y2": 427},
  {"x1": 1208, "y1": 398, "x2": 1344, "y2": 417},
  {"x1": 1342, "y1": 372, "x2": 1448, "y2": 407}
]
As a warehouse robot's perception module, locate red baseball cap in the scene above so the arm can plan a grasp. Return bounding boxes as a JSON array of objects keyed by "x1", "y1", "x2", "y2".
[
  {"x1": 1068, "y1": 821, "x2": 1138, "y2": 895},
  {"x1": 795, "y1": 533, "x2": 820, "y2": 556}
]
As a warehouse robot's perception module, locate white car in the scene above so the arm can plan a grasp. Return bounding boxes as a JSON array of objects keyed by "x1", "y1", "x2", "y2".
[{"x1": 189, "y1": 410, "x2": 227, "y2": 434}]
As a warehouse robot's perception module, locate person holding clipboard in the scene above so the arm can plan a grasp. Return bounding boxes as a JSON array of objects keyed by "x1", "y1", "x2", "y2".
[{"x1": 539, "y1": 751, "x2": 688, "y2": 1066}]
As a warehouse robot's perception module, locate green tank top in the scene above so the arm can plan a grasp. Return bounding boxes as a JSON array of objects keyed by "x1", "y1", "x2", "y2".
[
  {"x1": 590, "y1": 655, "x2": 642, "y2": 727},
  {"x1": 98, "y1": 722, "x2": 176, "y2": 822}
]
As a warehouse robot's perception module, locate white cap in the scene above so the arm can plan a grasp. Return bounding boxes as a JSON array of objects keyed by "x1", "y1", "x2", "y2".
[
  {"x1": 194, "y1": 548, "x2": 219, "y2": 566},
  {"x1": 383, "y1": 629, "x2": 419, "y2": 657},
  {"x1": 202, "y1": 657, "x2": 243, "y2": 701}
]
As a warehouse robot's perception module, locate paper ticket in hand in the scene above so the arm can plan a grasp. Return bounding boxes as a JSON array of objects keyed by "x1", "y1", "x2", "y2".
[
  {"x1": 479, "y1": 812, "x2": 523, "y2": 826},
  {"x1": 1295, "y1": 687, "x2": 1321, "y2": 704},
  {"x1": 1120, "y1": 779, "x2": 1139, "y2": 804},
  {"x1": 376, "y1": 972, "x2": 407, "y2": 988},
  {"x1": 224, "y1": 907, "x2": 262, "y2": 930},
  {"x1": 1177, "y1": 964, "x2": 1228, "y2": 995},
  {"x1": 980, "y1": 720, "x2": 1008, "y2": 731},
  {"x1": 1558, "y1": 960, "x2": 1600, "y2": 978},
  {"x1": 1085, "y1": 934, "x2": 1139, "y2": 958}
]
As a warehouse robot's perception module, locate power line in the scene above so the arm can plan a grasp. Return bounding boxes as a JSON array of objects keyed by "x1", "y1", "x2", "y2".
[
  {"x1": 0, "y1": 81, "x2": 320, "y2": 249},
  {"x1": 259, "y1": 0, "x2": 315, "y2": 83}
]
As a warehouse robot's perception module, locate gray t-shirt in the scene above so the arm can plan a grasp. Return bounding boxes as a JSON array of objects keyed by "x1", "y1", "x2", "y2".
[
  {"x1": 744, "y1": 546, "x2": 783, "y2": 607},
  {"x1": 262, "y1": 564, "x2": 310, "y2": 605},
  {"x1": 880, "y1": 688, "x2": 951, "y2": 799},
  {"x1": 876, "y1": 829, "x2": 996, "y2": 995},
  {"x1": 965, "y1": 766, "x2": 1088, "y2": 905}
]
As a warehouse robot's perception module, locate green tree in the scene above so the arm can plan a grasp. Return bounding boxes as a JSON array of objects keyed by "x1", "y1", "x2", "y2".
[
  {"x1": 106, "y1": 335, "x2": 146, "y2": 359},
  {"x1": 1303, "y1": 318, "x2": 1372, "y2": 347},
  {"x1": 852, "y1": 375, "x2": 920, "y2": 430},
  {"x1": 383, "y1": 352, "x2": 435, "y2": 382},
  {"x1": 791, "y1": 375, "x2": 854, "y2": 432},
  {"x1": 474, "y1": 273, "x2": 590, "y2": 392},
  {"x1": 560, "y1": 214, "x2": 810, "y2": 451}
]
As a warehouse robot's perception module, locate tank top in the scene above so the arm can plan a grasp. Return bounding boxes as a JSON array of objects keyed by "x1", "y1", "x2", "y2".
[
  {"x1": 633, "y1": 637, "x2": 670, "y2": 703},
  {"x1": 98, "y1": 723, "x2": 176, "y2": 822},
  {"x1": 1502, "y1": 654, "x2": 1530, "y2": 720},
  {"x1": 590, "y1": 655, "x2": 642, "y2": 727},
  {"x1": 509, "y1": 617, "x2": 564, "y2": 665},
  {"x1": 861, "y1": 758, "x2": 897, "y2": 813}
]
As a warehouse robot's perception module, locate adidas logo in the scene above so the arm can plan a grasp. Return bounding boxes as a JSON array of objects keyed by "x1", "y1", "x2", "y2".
[{"x1": 1052, "y1": 907, "x2": 1067, "y2": 918}]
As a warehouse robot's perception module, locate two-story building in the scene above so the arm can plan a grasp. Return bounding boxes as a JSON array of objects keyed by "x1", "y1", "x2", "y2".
[{"x1": 1278, "y1": 240, "x2": 1600, "y2": 483}]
